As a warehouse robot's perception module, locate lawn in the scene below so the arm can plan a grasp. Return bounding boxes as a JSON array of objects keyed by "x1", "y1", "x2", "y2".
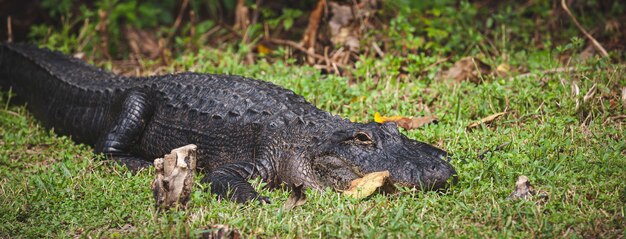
[{"x1": 1, "y1": 1, "x2": 625, "y2": 238}]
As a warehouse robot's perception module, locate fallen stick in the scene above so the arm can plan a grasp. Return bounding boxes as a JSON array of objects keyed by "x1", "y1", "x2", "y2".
[
  {"x1": 561, "y1": 0, "x2": 609, "y2": 57},
  {"x1": 269, "y1": 38, "x2": 345, "y2": 70}
]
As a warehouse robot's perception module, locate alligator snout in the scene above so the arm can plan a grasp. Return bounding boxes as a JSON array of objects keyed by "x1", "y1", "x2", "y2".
[
  {"x1": 392, "y1": 155, "x2": 457, "y2": 190},
  {"x1": 421, "y1": 160, "x2": 457, "y2": 190}
]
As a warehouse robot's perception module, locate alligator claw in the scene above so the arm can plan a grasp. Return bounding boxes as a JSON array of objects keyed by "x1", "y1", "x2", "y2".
[
  {"x1": 257, "y1": 195, "x2": 271, "y2": 205},
  {"x1": 232, "y1": 192, "x2": 271, "y2": 204}
]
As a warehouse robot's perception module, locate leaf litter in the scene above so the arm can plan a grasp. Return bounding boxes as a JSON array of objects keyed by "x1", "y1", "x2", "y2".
[
  {"x1": 374, "y1": 112, "x2": 437, "y2": 130},
  {"x1": 342, "y1": 171, "x2": 395, "y2": 200},
  {"x1": 467, "y1": 112, "x2": 507, "y2": 129}
]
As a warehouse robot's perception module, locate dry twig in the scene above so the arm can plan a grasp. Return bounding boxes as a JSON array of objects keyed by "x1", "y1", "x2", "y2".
[
  {"x1": 561, "y1": 0, "x2": 609, "y2": 57},
  {"x1": 511, "y1": 64, "x2": 626, "y2": 80},
  {"x1": 269, "y1": 38, "x2": 344, "y2": 70},
  {"x1": 166, "y1": 0, "x2": 189, "y2": 43},
  {"x1": 511, "y1": 67, "x2": 578, "y2": 80},
  {"x1": 6, "y1": 16, "x2": 12, "y2": 42},
  {"x1": 301, "y1": 0, "x2": 326, "y2": 49}
]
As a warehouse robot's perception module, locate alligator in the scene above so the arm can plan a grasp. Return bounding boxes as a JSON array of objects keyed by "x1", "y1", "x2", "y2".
[{"x1": 0, "y1": 43, "x2": 457, "y2": 203}]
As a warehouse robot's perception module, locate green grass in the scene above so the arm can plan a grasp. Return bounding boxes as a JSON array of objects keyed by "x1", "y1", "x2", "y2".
[{"x1": 1, "y1": 45, "x2": 625, "y2": 238}]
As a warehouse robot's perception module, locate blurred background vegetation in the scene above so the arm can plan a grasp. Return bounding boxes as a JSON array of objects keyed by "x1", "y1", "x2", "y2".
[{"x1": 1, "y1": 0, "x2": 624, "y2": 72}]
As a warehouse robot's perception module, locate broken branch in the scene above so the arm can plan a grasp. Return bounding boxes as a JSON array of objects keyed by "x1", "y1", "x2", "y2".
[
  {"x1": 269, "y1": 38, "x2": 345, "y2": 69},
  {"x1": 561, "y1": 0, "x2": 609, "y2": 57}
]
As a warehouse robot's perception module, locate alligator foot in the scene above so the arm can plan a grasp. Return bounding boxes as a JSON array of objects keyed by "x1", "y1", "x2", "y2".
[
  {"x1": 115, "y1": 157, "x2": 153, "y2": 172},
  {"x1": 202, "y1": 161, "x2": 271, "y2": 204},
  {"x1": 209, "y1": 179, "x2": 272, "y2": 204},
  {"x1": 151, "y1": 144, "x2": 197, "y2": 209}
]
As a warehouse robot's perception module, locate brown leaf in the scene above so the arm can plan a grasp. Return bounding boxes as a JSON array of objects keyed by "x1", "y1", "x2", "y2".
[
  {"x1": 507, "y1": 175, "x2": 549, "y2": 201},
  {"x1": 467, "y1": 112, "x2": 506, "y2": 129},
  {"x1": 443, "y1": 57, "x2": 491, "y2": 83},
  {"x1": 328, "y1": 2, "x2": 360, "y2": 51},
  {"x1": 283, "y1": 184, "x2": 307, "y2": 210},
  {"x1": 374, "y1": 112, "x2": 437, "y2": 130},
  {"x1": 256, "y1": 44, "x2": 272, "y2": 55},
  {"x1": 496, "y1": 63, "x2": 510, "y2": 76},
  {"x1": 343, "y1": 171, "x2": 391, "y2": 199}
]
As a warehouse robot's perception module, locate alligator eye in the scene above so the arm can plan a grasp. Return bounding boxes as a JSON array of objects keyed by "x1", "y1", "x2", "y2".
[{"x1": 354, "y1": 132, "x2": 373, "y2": 145}]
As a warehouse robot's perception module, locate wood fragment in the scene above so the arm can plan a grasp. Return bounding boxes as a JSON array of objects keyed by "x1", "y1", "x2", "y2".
[
  {"x1": 507, "y1": 175, "x2": 549, "y2": 201},
  {"x1": 467, "y1": 112, "x2": 506, "y2": 129},
  {"x1": 151, "y1": 144, "x2": 197, "y2": 210},
  {"x1": 561, "y1": 0, "x2": 609, "y2": 57}
]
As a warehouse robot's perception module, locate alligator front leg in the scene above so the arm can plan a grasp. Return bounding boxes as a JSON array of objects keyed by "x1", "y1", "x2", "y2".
[
  {"x1": 95, "y1": 90, "x2": 154, "y2": 171},
  {"x1": 202, "y1": 162, "x2": 271, "y2": 204}
]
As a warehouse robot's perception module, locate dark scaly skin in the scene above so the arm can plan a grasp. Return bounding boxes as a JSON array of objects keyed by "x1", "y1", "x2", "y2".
[{"x1": 0, "y1": 43, "x2": 457, "y2": 203}]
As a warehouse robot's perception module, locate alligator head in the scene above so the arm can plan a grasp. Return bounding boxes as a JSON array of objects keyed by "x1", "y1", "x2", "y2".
[{"x1": 310, "y1": 122, "x2": 457, "y2": 191}]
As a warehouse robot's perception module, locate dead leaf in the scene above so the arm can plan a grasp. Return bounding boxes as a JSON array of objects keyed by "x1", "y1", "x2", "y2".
[
  {"x1": 343, "y1": 171, "x2": 391, "y2": 199},
  {"x1": 256, "y1": 44, "x2": 272, "y2": 55},
  {"x1": 496, "y1": 63, "x2": 510, "y2": 75},
  {"x1": 151, "y1": 144, "x2": 197, "y2": 210},
  {"x1": 443, "y1": 57, "x2": 491, "y2": 83},
  {"x1": 328, "y1": 2, "x2": 364, "y2": 52},
  {"x1": 467, "y1": 112, "x2": 506, "y2": 129},
  {"x1": 200, "y1": 224, "x2": 241, "y2": 239},
  {"x1": 507, "y1": 175, "x2": 549, "y2": 201},
  {"x1": 283, "y1": 184, "x2": 307, "y2": 210},
  {"x1": 374, "y1": 112, "x2": 437, "y2": 130}
]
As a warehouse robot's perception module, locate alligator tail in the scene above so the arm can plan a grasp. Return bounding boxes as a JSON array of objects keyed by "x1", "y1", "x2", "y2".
[
  {"x1": 0, "y1": 42, "x2": 115, "y2": 95},
  {"x1": 0, "y1": 43, "x2": 119, "y2": 144}
]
